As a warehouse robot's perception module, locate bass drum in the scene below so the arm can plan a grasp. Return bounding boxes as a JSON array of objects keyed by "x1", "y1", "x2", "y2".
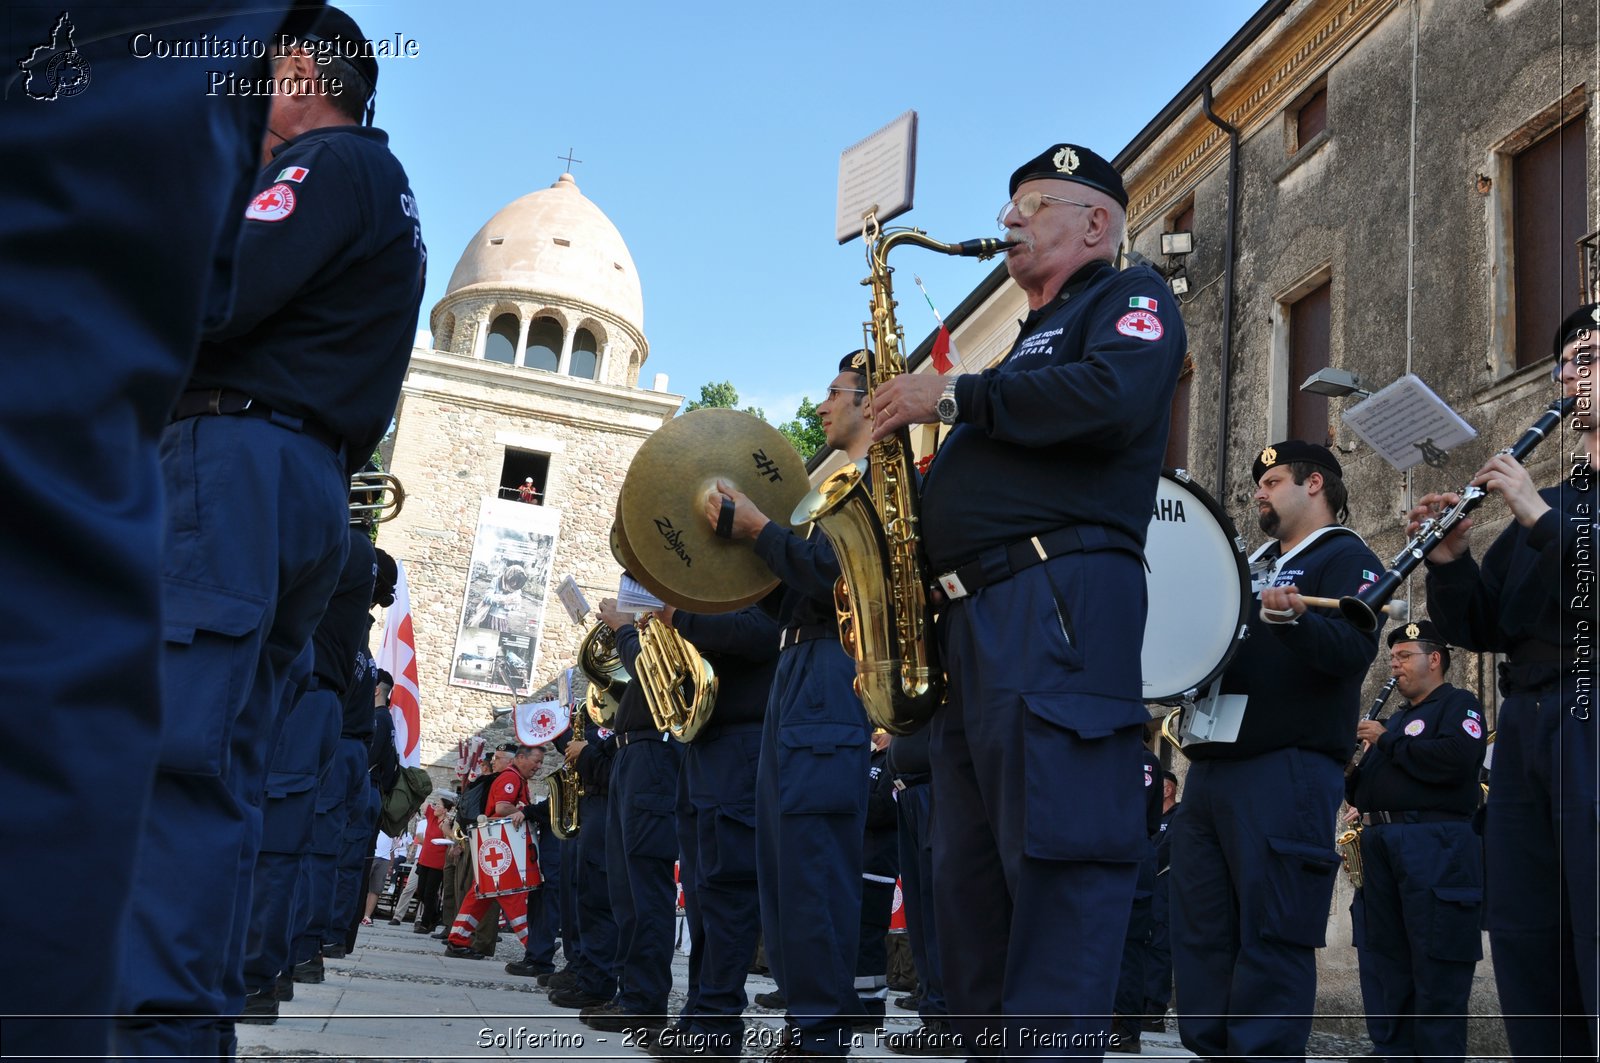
[{"x1": 1141, "y1": 469, "x2": 1250, "y2": 704}]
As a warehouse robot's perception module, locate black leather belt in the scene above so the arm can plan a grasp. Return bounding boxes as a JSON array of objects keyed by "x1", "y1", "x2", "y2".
[
  {"x1": 616, "y1": 729, "x2": 668, "y2": 747},
  {"x1": 934, "y1": 524, "x2": 1142, "y2": 600},
  {"x1": 1362, "y1": 810, "x2": 1471, "y2": 826},
  {"x1": 172, "y1": 388, "x2": 343, "y2": 455},
  {"x1": 779, "y1": 623, "x2": 836, "y2": 652}
]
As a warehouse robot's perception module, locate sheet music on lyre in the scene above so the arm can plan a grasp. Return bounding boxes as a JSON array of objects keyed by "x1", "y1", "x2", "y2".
[
  {"x1": 1341, "y1": 373, "x2": 1477, "y2": 472},
  {"x1": 617, "y1": 573, "x2": 666, "y2": 613},
  {"x1": 835, "y1": 110, "x2": 917, "y2": 244},
  {"x1": 555, "y1": 575, "x2": 589, "y2": 624}
]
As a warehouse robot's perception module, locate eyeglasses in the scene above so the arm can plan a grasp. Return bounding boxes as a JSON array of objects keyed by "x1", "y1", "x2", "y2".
[
  {"x1": 1553, "y1": 347, "x2": 1596, "y2": 381},
  {"x1": 1388, "y1": 647, "x2": 1438, "y2": 664},
  {"x1": 825, "y1": 386, "x2": 867, "y2": 401},
  {"x1": 997, "y1": 192, "x2": 1093, "y2": 231}
]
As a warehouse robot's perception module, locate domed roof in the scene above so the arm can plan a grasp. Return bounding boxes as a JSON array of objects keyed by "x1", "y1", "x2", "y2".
[{"x1": 445, "y1": 173, "x2": 644, "y2": 332}]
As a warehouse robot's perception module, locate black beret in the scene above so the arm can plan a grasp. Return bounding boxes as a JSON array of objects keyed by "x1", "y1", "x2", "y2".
[
  {"x1": 494, "y1": 741, "x2": 518, "y2": 753},
  {"x1": 839, "y1": 348, "x2": 875, "y2": 376},
  {"x1": 1386, "y1": 619, "x2": 1447, "y2": 649},
  {"x1": 1160, "y1": 769, "x2": 1178, "y2": 785},
  {"x1": 1251, "y1": 440, "x2": 1343, "y2": 484},
  {"x1": 1552, "y1": 302, "x2": 1600, "y2": 356},
  {"x1": 1009, "y1": 143, "x2": 1127, "y2": 209},
  {"x1": 301, "y1": 5, "x2": 378, "y2": 98}
]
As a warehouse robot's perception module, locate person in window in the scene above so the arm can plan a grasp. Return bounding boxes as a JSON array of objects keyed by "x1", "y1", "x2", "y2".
[{"x1": 518, "y1": 477, "x2": 539, "y2": 504}]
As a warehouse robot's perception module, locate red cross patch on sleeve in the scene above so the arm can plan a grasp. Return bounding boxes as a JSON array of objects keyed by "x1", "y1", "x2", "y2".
[{"x1": 245, "y1": 183, "x2": 296, "y2": 222}]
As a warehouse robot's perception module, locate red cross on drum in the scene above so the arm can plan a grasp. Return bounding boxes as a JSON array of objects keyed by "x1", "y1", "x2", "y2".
[{"x1": 470, "y1": 816, "x2": 542, "y2": 898}]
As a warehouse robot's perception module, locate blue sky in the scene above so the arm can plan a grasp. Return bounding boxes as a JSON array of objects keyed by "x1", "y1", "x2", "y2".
[{"x1": 367, "y1": 0, "x2": 1266, "y2": 420}]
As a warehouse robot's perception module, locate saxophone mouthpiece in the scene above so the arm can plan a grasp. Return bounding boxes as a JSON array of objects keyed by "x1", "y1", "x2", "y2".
[{"x1": 952, "y1": 238, "x2": 1017, "y2": 258}]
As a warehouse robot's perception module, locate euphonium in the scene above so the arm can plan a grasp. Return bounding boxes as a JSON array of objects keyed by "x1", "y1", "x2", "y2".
[
  {"x1": 636, "y1": 613, "x2": 717, "y2": 743},
  {"x1": 578, "y1": 621, "x2": 629, "y2": 725},
  {"x1": 794, "y1": 217, "x2": 1010, "y2": 735},
  {"x1": 546, "y1": 697, "x2": 585, "y2": 839}
]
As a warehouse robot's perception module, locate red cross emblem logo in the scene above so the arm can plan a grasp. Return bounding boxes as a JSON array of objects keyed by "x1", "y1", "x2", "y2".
[
  {"x1": 1115, "y1": 310, "x2": 1163, "y2": 341},
  {"x1": 246, "y1": 182, "x2": 296, "y2": 222},
  {"x1": 477, "y1": 837, "x2": 513, "y2": 879}
]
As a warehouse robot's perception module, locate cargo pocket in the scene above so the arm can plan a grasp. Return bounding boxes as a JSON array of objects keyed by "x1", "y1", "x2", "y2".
[
  {"x1": 1426, "y1": 885, "x2": 1484, "y2": 962},
  {"x1": 1260, "y1": 835, "x2": 1341, "y2": 947},
  {"x1": 777, "y1": 722, "x2": 869, "y2": 815},
  {"x1": 703, "y1": 803, "x2": 758, "y2": 882},
  {"x1": 159, "y1": 579, "x2": 268, "y2": 776},
  {"x1": 261, "y1": 770, "x2": 319, "y2": 852},
  {"x1": 1020, "y1": 691, "x2": 1150, "y2": 861},
  {"x1": 625, "y1": 790, "x2": 679, "y2": 859}
]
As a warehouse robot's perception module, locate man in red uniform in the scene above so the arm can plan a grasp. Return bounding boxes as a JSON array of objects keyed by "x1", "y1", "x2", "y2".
[{"x1": 444, "y1": 746, "x2": 545, "y2": 958}]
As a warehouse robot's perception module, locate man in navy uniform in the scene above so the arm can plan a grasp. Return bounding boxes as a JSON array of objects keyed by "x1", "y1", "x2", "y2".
[
  {"x1": 703, "y1": 354, "x2": 877, "y2": 1057},
  {"x1": 1417, "y1": 303, "x2": 1598, "y2": 1061},
  {"x1": 1346, "y1": 620, "x2": 1486, "y2": 1063},
  {"x1": 872, "y1": 143, "x2": 1185, "y2": 1057},
  {"x1": 114, "y1": 8, "x2": 425, "y2": 1056},
  {"x1": 650, "y1": 600, "x2": 779, "y2": 1063},
  {"x1": 549, "y1": 718, "x2": 624, "y2": 1007},
  {"x1": 0, "y1": 5, "x2": 318, "y2": 1055},
  {"x1": 1142, "y1": 769, "x2": 1179, "y2": 1029},
  {"x1": 1169, "y1": 441, "x2": 1382, "y2": 1060}
]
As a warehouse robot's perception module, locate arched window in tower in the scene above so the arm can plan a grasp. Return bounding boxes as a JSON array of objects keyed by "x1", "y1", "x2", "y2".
[
  {"x1": 484, "y1": 313, "x2": 519, "y2": 365},
  {"x1": 569, "y1": 328, "x2": 599, "y2": 379},
  {"x1": 524, "y1": 316, "x2": 562, "y2": 372}
]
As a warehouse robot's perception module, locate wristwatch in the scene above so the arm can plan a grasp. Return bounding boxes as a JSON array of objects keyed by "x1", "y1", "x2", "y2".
[{"x1": 935, "y1": 380, "x2": 959, "y2": 425}]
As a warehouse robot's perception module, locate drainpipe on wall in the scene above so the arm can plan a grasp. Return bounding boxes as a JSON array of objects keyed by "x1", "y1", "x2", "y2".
[{"x1": 1202, "y1": 83, "x2": 1240, "y2": 501}]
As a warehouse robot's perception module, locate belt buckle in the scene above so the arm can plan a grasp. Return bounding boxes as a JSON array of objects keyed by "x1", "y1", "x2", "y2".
[{"x1": 937, "y1": 571, "x2": 969, "y2": 600}]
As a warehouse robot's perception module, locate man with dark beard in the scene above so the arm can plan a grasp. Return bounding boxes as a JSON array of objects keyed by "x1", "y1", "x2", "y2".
[{"x1": 1168, "y1": 441, "x2": 1383, "y2": 1060}]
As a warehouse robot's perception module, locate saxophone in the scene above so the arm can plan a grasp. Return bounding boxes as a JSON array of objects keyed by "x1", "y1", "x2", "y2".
[
  {"x1": 546, "y1": 702, "x2": 583, "y2": 839},
  {"x1": 793, "y1": 215, "x2": 1010, "y2": 734}
]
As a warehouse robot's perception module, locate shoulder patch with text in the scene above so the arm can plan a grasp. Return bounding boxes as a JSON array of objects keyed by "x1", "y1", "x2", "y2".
[{"x1": 1116, "y1": 310, "x2": 1163, "y2": 341}]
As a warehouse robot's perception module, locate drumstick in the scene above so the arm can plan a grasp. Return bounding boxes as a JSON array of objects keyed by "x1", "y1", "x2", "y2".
[{"x1": 1297, "y1": 595, "x2": 1409, "y2": 621}]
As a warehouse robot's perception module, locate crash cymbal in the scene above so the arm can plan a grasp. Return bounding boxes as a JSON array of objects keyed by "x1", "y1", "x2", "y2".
[
  {"x1": 619, "y1": 408, "x2": 810, "y2": 613},
  {"x1": 611, "y1": 515, "x2": 728, "y2": 614}
]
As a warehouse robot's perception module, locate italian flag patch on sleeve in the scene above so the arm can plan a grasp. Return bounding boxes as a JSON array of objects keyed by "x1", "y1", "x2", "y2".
[{"x1": 1129, "y1": 296, "x2": 1158, "y2": 312}]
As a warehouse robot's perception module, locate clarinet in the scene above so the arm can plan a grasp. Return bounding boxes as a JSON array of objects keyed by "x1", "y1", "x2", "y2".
[
  {"x1": 1340, "y1": 396, "x2": 1577, "y2": 631},
  {"x1": 1344, "y1": 675, "x2": 1400, "y2": 778}
]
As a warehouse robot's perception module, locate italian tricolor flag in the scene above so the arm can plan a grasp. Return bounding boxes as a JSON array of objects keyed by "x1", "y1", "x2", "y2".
[{"x1": 1129, "y1": 296, "x2": 1158, "y2": 311}]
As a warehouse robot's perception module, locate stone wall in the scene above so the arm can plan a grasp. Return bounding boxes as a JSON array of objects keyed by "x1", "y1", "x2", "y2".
[{"x1": 377, "y1": 344, "x2": 679, "y2": 779}]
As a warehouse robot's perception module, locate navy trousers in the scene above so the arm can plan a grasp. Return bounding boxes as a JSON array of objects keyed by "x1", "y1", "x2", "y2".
[
  {"x1": 930, "y1": 554, "x2": 1148, "y2": 1060},
  {"x1": 331, "y1": 778, "x2": 380, "y2": 946},
  {"x1": 521, "y1": 817, "x2": 562, "y2": 970},
  {"x1": 1353, "y1": 819, "x2": 1482, "y2": 1062},
  {"x1": 572, "y1": 790, "x2": 620, "y2": 997},
  {"x1": 293, "y1": 736, "x2": 370, "y2": 963},
  {"x1": 1143, "y1": 861, "x2": 1173, "y2": 1015},
  {"x1": 0, "y1": 7, "x2": 287, "y2": 1057},
  {"x1": 559, "y1": 819, "x2": 582, "y2": 961},
  {"x1": 1169, "y1": 748, "x2": 1344, "y2": 1061},
  {"x1": 116, "y1": 416, "x2": 347, "y2": 1059},
  {"x1": 758, "y1": 639, "x2": 871, "y2": 1057},
  {"x1": 1113, "y1": 846, "x2": 1157, "y2": 1023},
  {"x1": 245, "y1": 685, "x2": 342, "y2": 991},
  {"x1": 896, "y1": 781, "x2": 948, "y2": 1021},
  {"x1": 677, "y1": 723, "x2": 763, "y2": 1051},
  {"x1": 606, "y1": 737, "x2": 683, "y2": 1014},
  {"x1": 1483, "y1": 673, "x2": 1598, "y2": 1060}
]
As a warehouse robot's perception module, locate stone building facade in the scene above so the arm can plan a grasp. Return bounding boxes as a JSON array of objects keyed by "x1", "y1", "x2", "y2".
[
  {"x1": 916, "y1": 0, "x2": 1594, "y2": 1047},
  {"x1": 379, "y1": 173, "x2": 680, "y2": 773}
]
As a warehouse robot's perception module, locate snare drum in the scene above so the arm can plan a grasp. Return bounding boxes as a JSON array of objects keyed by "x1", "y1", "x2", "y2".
[
  {"x1": 1141, "y1": 470, "x2": 1251, "y2": 703},
  {"x1": 470, "y1": 816, "x2": 542, "y2": 898}
]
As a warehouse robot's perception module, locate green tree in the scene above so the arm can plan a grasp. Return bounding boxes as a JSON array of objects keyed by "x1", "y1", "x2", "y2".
[
  {"x1": 684, "y1": 380, "x2": 764, "y2": 420},
  {"x1": 777, "y1": 396, "x2": 826, "y2": 460}
]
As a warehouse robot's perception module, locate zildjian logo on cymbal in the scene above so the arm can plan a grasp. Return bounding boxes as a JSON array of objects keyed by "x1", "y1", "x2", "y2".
[{"x1": 654, "y1": 517, "x2": 693, "y2": 567}]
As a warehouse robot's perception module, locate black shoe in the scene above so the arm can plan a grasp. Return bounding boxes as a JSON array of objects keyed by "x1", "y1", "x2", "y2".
[
  {"x1": 238, "y1": 987, "x2": 279, "y2": 1025},
  {"x1": 883, "y1": 1020, "x2": 961, "y2": 1056},
  {"x1": 445, "y1": 944, "x2": 487, "y2": 960},
  {"x1": 388, "y1": 916, "x2": 402, "y2": 925},
  {"x1": 580, "y1": 1001, "x2": 668, "y2": 1035},
  {"x1": 320, "y1": 943, "x2": 347, "y2": 960},
  {"x1": 1108, "y1": 1024, "x2": 1142, "y2": 1054},
  {"x1": 412, "y1": 922, "x2": 433, "y2": 934},
  {"x1": 1139, "y1": 1015, "x2": 1166, "y2": 1033},
  {"x1": 851, "y1": 1009, "x2": 886, "y2": 1032},
  {"x1": 430, "y1": 927, "x2": 447, "y2": 939},
  {"x1": 753, "y1": 990, "x2": 786, "y2": 1009},
  {"x1": 291, "y1": 956, "x2": 325, "y2": 984},
  {"x1": 886, "y1": 977, "x2": 918, "y2": 992},
  {"x1": 274, "y1": 973, "x2": 295, "y2": 1002},
  {"x1": 893, "y1": 992, "x2": 922, "y2": 1011},
  {"x1": 505, "y1": 959, "x2": 553, "y2": 977},
  {"x1": 539, "y1": 968, "x2": 578, "y2": 989},
  {"x1": 548, "y1": 986, "x2": 613, "y2": 1010}
]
